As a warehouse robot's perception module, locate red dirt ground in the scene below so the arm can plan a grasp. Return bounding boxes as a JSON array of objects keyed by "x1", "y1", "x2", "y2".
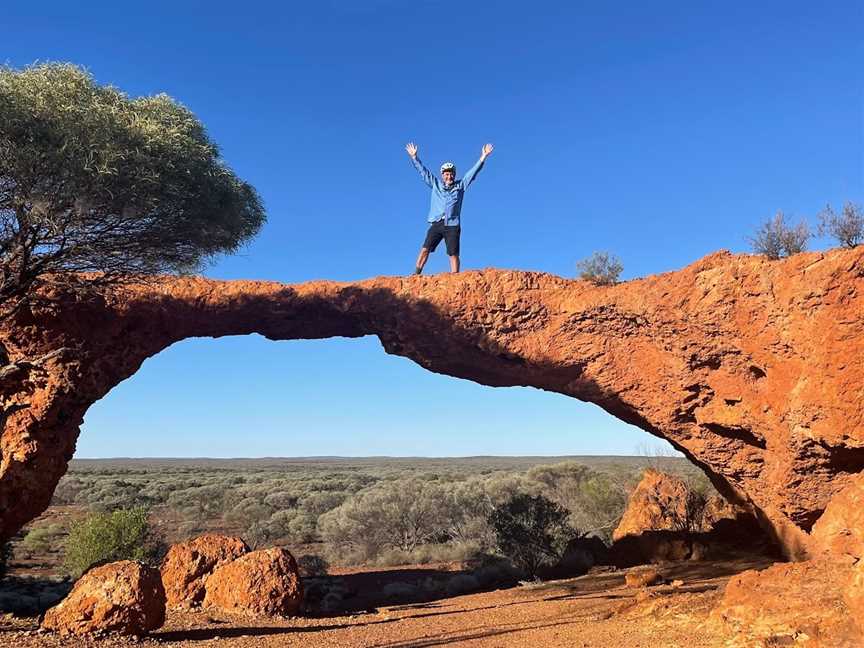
[{"x1": 0, "y1": 557, "x2": 771, "y2": 647}]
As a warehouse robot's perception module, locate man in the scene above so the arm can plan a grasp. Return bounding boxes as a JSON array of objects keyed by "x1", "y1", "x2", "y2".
[{"x1": 405, "y1": 142, "x2": 494, "y2": 274}]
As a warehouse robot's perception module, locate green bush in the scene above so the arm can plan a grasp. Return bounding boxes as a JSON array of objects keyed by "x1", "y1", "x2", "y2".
[
  {"x1": 576, "y1": 251, "x2": 623, "y2": 285},
  {"x1": 63, "y1": 507, "x2": 160, "y2": 578},
  {"x1": 489, "y1": 493, "x2": 576, "y2": 579}
]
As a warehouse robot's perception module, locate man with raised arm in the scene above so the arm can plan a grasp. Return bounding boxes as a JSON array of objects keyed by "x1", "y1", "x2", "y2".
[{"x1": 405, "y1": 142, "x2": 494, "y2": 274}]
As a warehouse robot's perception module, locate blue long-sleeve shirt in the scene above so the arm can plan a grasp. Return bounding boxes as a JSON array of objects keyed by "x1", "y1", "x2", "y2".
[{"x1": 410, "y1": 156, "x2": 486, "y2": 226}]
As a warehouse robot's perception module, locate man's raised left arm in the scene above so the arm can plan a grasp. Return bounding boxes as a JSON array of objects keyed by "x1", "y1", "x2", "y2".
[{"x1": 462, "y1": 143, "x2": 494, "y2": 190}]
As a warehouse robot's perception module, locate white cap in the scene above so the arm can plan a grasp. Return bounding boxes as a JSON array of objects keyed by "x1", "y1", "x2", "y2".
[{"x1": 440, "y1": 162, "x2": 456, "y2": 173}]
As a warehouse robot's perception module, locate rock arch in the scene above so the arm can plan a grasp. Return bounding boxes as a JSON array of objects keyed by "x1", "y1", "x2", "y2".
[{"x1": 1, "y1": 248, "x2": 862, "y2": 559}]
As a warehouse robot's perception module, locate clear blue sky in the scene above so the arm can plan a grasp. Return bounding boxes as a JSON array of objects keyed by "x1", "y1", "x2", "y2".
[{"x1": 6, "y1": 1, "x2": 862, "y2": 457}]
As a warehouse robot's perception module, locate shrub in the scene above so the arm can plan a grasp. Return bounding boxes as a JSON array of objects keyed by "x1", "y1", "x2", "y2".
[
  {"x1": 63, "y1": 507, "x2": 160, "y2": 578},
  {"x1": 22, "y1": 523, "x2": 66, "y2": 553},
  {"x1": 818, "y1": 202, "x2": 863, "y2": 248},
  {"x1": 525, "y1": 462, "x2": 626, "y2": 543},
  {"x1": 318, "y1": 478, "x2": 448, "y2": 559},
  {"x1": 750, "y1": 211, "x2": 810, "y2": 259},
  {"x1": 576, "y1": 252, "x2": 623, "y2": 285},
  {"x1": 489, "y1": 493, "x2": 577, "y2": 579},
  {"x1": 297, "y1": 554, "x2": 330, "y2": 577}
]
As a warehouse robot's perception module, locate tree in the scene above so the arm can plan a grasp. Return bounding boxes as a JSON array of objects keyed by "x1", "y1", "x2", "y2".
[
  {"x1": 489, "y1": 493, "x2": 576, "y2": 579},
  {"x1": 818, "y1": 202, "x2": 863, "y2": 248},
  {"x1": 525, "y1": 463, "x2": 626, "y2": 544},
  {"x1": 318, "y1": 479, "x2": 448, "y2": 559},
  {"x1": 576, "y1": 251, "x2": 623, "y2": 285},
  {"x1": 750, "y1": 211, "x2": 809, "y2": 259},
  {"x1": 0, "y1": 63, "x2": 265, "y2": 311}
]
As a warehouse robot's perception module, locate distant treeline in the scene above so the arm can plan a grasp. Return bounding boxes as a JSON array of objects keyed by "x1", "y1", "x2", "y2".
[{"x1": 52, "y1": 456, "x2": 710, "y2": 566}]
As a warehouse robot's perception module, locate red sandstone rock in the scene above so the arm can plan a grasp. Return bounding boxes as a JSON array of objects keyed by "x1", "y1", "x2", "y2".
[
  {"x1": 844, "y1": 560, "x2": 864, "y2": 634},
  {"x1": 810, "y1": 472, "x2": 864, "y2": 561},
  {"x1": 624, "y1": 567, "x2": 661, "y2": 588},
  {"x1": 202, "y1": 547, "x2": 303, "y2": 617},
  {"x1": 712, "y1": 560, "x2": 861, "y2": 646},
  {"x1": 41, "y1": 561, "x2": 165, "y2": 636},
  {"x1": 160, "y1": 534, "x2": 249, "y2": 608},
  {"x1": 1, "y1": 248, "x2": 863, "y2": 560},
  {"x1": 612, "y1": 470, "x2": 697, "y2": 542},
  {"x1": 701, "y1": 495, "x2": 743, "y2": 529}
]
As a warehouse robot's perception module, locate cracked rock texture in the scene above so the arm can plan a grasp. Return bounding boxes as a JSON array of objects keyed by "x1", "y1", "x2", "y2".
[{"x1": 0, "y1": 248, "x2": 862, "y2": 559}]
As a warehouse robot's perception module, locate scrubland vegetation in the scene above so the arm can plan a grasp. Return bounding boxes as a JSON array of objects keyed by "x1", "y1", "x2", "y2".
[{"x1": 12, "y1": 455, "x2": 711, "y2": 581}]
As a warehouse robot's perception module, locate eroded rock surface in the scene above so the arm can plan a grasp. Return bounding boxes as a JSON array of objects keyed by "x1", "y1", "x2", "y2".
[
  {"x1": 202, "y1": 547, "x2": 303, "y2": 617},
  {"x1": 41, "y1": 561, "x2": 165, "y2": 636},
  {"x1": 1, "y1": 248, "x2": 862, "y2": 558},
  {"x1": 160, "y1": 534, "x2": 250, "y2": 608},
  {"x1": 810, "y1": 472, "x2": 864, "y2": 561},
  {"x1": 712, "y1": 559, "x2": 861, "y2": 646},
  {"x1": 612, "y1": 469, "x2": 697, "y2": 542}
]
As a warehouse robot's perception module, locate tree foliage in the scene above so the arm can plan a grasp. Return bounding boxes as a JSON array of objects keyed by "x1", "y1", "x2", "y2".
[
  {"x1": 818, "y1": 202, "x2": 863, "y2": 249},
  {"x1": 63, "y1": 506, "x2": 160, "y2": 578},
  {"x1": 489, "y1": 493, "x2": 576, "y2": 578},
  {"x1": 0, "y1": 63, "x2": 265, "y2": 309},
  {"x1": 576, "y1": 251, "x2": 623, "y2": 285}
]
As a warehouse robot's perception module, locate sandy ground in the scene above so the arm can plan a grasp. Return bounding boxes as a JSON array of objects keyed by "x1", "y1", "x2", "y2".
[{"x1": 0, "y1": 558, "x2": 770, "y2": 648}]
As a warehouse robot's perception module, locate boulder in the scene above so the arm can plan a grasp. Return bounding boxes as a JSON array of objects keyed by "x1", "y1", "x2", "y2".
[
  {"x1": 203, "y1": 547, "x2": 303, "y2": 617},
  {"x1": 160, "y1": 534, "x2": 249, "y2": 608},
  {"x1": 810, "y1": 472, "x2": 864, "y2": 561},
  {"x1": 609, "y1": 469, "x2": 771, "y2": 566},
  {"x1": 41, "y1": 561, "x2": 165, "y2": 636},
  {"x1": 612, "y1": 470, "x2": 694, "y2": 542},
  {"x1": 712, "y1": 559, "x2": 860, "y2": 646}
]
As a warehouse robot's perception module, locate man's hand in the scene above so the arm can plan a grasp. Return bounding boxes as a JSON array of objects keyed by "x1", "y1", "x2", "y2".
[
  {"x1": 405, "y1": 142, "x2": 418, "y2": 159},
  {"x1": 480, "y1": 143, "x2": 494, "y2": 160}
]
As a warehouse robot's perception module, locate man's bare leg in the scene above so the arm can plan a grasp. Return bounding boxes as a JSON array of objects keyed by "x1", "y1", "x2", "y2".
[
  {"x1": 449, "y1": 255, "x2": 460, "y2": 273},
  {"x1": 415, "y1": 247, "x2": 430, "y2": 274}
]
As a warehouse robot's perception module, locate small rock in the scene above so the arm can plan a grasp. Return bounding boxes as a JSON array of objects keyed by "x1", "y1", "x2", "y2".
[{"x1": 625, "y1": 568, "x2": 661, "y2": 588}]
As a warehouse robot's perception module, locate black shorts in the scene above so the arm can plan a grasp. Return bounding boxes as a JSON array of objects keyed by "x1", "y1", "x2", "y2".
[{"x1": 422, "y1": 220, "x2": 461, "y2": 256}]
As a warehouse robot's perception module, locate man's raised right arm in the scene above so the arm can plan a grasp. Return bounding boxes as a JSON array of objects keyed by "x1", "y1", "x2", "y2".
[{"x1": 405, "y1": 142, "x2": 434, "y2": 188}]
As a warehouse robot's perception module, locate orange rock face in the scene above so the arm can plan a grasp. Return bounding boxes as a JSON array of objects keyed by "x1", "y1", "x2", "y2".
[
  {"x1": 712, "y1": 560, "x2": 861, "y2": 646},
  {"x1": 160, "y1": 534, "x2": 249, "y2": 608},
  {"x1": 844, "y1": 561, "x2": 864, "y2": 635},
  {"x1": 810, "y1": 472, "x2": 864, "y2": 561},
  {"x1": 0, "y1": 248, "x2": 862, "y2": 559},
  {"x1": 202, "y1": 547, "x2": 303, "y2": 617},
  {"x1": 612, "y1": 470, "x2": 696, "y2": 542},
  {"x1": 41, "y1": 561, "x2": 165, "y2": 636}
]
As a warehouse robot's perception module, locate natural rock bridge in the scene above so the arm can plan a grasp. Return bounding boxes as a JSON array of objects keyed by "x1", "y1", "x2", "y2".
[{"x1": 1, "y1": 248, "x2": 862, "y2": 558}]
